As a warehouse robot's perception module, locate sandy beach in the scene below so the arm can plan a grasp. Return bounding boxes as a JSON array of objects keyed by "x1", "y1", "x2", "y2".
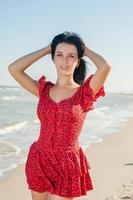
[{"x1": 0, "y1": 117, "x2": 133, "y2": 200}]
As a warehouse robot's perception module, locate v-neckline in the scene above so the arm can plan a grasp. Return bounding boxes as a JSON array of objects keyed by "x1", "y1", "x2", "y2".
[{"x1": 47, "y1": 82, "x2": 81, "y2": 105}]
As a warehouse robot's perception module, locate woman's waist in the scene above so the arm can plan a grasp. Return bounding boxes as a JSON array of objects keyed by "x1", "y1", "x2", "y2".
[{"x1": 32, "y1": 139, "x2": 80, "y2": 153}]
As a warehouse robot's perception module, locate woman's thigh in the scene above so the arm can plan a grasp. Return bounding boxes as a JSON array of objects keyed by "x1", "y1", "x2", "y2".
[
  {"x1": 31, "y1": 190, "x2": 49, "y2": 200},
  {"x1": 47, "y1": 193, "x2": 74, "y2": 200}
]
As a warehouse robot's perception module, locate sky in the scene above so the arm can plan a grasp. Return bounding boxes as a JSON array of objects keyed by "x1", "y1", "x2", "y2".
[{"x1": 0, "y1": 0, "x2": 133, "y2": 93}]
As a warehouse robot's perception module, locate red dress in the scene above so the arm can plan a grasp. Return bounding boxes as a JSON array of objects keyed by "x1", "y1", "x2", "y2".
[{"x1": 25, "y1": 74, "x2": 105, "y2": 198}]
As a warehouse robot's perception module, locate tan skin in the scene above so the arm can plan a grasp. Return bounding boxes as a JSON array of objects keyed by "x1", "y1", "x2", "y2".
[
  {"x1": 8, "y1": 43, "x2": 111, "y2": 100},
  {"x1": 8, "y1": 42, "x2": 111, "y2": 200},
  {"x1": 48, "y1": 43, "x2": 81, "y2": 103}
]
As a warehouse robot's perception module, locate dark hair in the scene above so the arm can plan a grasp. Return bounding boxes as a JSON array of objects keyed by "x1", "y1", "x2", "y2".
[{"x1": 51, "y1": 31, "x2": 88, "y2": 85}]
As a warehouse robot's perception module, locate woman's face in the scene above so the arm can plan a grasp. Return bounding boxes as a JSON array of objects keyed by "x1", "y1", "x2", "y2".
[{"x1": 53, "y1": 42, "x2": 80, "y2": 75}]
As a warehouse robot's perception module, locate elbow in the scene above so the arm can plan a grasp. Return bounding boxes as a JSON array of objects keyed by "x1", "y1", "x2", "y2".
[
  {"x1": 104, "y1": 63, "x2": 111, "y2": 69},
  {"x1": 103, "y1": 63, "x2": 111, "y2": 72},
  {"x1": 107, "y1": 64, "x2": 111, "y2": 74},
  {"x1": 8, "y1": 64, "x2": 16, "y2": 75},
  {"x1": 8, "y1": 64, "x2": 13, "y2": 74},
  {"x1": 107, "y1": 64, "x2": 111, "y2": 70}
]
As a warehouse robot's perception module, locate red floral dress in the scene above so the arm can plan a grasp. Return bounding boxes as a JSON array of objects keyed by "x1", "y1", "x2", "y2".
[{"x1": 25, "y1": 74, "x2": 105, "y2": 198}]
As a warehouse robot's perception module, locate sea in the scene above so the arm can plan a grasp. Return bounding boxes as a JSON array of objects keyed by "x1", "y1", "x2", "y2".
[{"x1": 0, "y1": 85, "x2": 133, "y2": 181}]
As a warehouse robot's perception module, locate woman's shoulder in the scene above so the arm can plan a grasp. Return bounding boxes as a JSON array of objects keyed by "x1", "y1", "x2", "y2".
[{"x1": 38, "y1": 75, "x2": 52, "y2": 96}]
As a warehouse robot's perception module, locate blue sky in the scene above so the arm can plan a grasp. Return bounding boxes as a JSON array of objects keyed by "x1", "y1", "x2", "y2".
[{"x1": 0, "y1": 0, "x2": 133, "y2": 93}]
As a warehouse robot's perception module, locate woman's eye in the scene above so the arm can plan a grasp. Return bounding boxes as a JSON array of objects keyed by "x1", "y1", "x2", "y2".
[
  {"x1": 56, "y1": 54, "x2": 74, "y2": 58},
  {"x1": 69, "y1": 55, "x2": 74, "y2": 58}
]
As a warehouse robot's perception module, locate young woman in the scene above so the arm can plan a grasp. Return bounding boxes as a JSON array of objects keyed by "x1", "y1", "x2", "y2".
[{"x1": 8, "y1": 31, "x2": 111, "y2": 200}]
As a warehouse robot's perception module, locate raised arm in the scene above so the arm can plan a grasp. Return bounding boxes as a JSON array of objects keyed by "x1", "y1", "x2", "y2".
[
  {"x1": 84, "y1": 46, "x2": 111, "y2": 95},
  {"x1": 8, "y1": 44, "x2": 51, "y2": 97}
]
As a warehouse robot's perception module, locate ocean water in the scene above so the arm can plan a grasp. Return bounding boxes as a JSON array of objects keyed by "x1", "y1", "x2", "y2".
[{"x1": 0, "y1": 85, "x2": 133, "y2": 181}]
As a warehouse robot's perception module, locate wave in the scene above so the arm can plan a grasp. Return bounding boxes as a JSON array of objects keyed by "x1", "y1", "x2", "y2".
[
  {"x1": 0, "y1": 163, "x2": 18, "y2": 177},
  {"x1": 33, "y1": 118, "x2": 39, "y2": 123},
  {"x1": 1, "y1": 96, "x2": 17, "y2": 101},
  {"x1": 88, "y1": 135, "x2": 103, "y2": 144},
  {"x1": 0, "y1": 121, "x2": 27, "y2": 135},
  {"x1": 82, "y1": 135, "x2": 103, "y2": 152},
  {"x1": 96, "y1": 106, "x2": 109, "y2": 111},
  {"x1": 93, "y1": 106, "x2": 109, "y2": 117},
  {"x1": 0, "y1": 86, "x2": 21, "y2": 91},
  {"x1": 0, "y1": 140, "x2": 20, "y2": 157}
]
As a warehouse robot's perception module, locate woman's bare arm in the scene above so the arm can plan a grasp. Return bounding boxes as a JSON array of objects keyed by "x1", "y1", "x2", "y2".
[
  {"x1": 84, "y1": 46, "x2": 111, "y2": 95},
  {"x1": 8, "y1": 45, "x2": 51, "y2": 97}
]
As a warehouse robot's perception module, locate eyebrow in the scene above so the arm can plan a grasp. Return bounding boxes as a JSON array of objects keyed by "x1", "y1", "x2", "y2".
[{"x1": 56, "y1": 51, "x2": 77, "y2": 55}]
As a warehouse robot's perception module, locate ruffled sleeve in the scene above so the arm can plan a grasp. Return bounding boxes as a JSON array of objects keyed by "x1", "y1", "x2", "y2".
[
  {"x1": 38, "y1": 75, "x2": 47, "y2": 97},
  {"x1": 81, "y1": 74, "x2": 105, "y2": 112}
]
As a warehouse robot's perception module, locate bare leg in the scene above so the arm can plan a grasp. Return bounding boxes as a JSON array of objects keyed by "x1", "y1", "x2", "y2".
[
  {"x1": 31, "y1": 190, "x2": 49, "y2": 200},
  {"x1": 47, "y1": 193, "x2": 74, "y2": 200}
]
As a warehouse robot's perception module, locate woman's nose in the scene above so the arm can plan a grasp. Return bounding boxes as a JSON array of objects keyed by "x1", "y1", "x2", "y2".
[{"x1": 62, "y1": 56, "x2": 68, "y2": 64}]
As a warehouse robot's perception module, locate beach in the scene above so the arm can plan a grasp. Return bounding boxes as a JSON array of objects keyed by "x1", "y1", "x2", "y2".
[{"x1": 0, "y1": 117, "x2": 133, "y2": 200}]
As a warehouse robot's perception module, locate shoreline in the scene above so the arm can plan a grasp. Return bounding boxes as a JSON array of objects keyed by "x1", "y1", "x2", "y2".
[{"x1": 0, "y1": 117, "x2": 133, "y2": 200}]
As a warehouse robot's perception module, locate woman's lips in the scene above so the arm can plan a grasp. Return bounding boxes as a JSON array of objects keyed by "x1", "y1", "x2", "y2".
[{"x1": 60, "y1": 66, "x2": 69, "y2": 69}]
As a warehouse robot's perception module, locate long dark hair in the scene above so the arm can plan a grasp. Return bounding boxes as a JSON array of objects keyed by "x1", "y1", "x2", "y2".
[{"x1": 51, "y1": 31, "x2": 88, "y2": 85}]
